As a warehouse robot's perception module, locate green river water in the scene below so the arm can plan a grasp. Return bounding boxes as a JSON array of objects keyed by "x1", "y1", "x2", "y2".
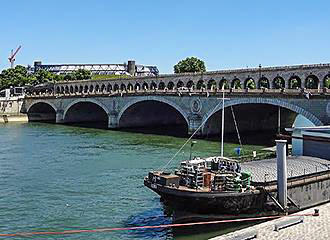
[{"x1": 0, "y1": 123, "x2": 269, "y2": 239}]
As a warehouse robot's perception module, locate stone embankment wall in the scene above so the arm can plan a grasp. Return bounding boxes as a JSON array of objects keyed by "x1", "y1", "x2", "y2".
[{"x1": 0, "y1": 97, "x2": 28, "y2": 123}]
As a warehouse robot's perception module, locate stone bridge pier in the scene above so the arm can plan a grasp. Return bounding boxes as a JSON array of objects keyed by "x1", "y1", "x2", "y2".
[{"x1": 22, "y1": 93, "x2": 330, "y2": 137}]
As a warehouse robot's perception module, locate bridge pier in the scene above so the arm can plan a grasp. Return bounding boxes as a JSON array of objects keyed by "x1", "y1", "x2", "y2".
[
  {"x1": 188, "y1": 114, "x2": 203, "y2": 136},
  {"x1": 108, "y1": 111, "x2": 119, "y2": 129},
  {"x1": 56, "y1": 110, "x2": 64, "y2": 123}
]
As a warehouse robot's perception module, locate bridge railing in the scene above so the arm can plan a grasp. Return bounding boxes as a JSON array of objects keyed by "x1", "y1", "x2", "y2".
[{"x1": 25, "y1": 87, "x2": 330, "y2": 99}]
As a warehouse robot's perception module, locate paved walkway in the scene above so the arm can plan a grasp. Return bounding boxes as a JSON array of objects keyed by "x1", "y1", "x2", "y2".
[{"x1": 210, "y1": 202, "x2": 330, "y2": 240}]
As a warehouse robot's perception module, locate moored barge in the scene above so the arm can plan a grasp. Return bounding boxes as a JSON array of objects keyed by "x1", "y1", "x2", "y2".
[{"x1": 144, "y1": 155, "x2": 330, "y2": 219}]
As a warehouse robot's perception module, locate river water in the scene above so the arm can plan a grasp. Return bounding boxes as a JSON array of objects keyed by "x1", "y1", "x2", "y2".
[{"x1": 0, "y1": 123, "x2": 266, "y2": 239}]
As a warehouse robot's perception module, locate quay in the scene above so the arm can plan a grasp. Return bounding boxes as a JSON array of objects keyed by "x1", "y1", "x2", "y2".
[{"x1": 210, "y1": 202, "x2": 330, "y2": 240}]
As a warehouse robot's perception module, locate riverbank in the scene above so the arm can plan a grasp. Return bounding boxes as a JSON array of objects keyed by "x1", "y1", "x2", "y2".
[
  {"x1": 0, "y1": 113, "x2": 28, "y2": 123},
  {"x1": 0, "y1": 96, "x2": 28, "y2": 123}
]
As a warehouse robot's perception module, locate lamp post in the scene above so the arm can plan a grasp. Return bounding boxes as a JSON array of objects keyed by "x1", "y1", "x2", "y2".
[{"x1": 189, "y1": 140, "x2": 197, "y2": 160}]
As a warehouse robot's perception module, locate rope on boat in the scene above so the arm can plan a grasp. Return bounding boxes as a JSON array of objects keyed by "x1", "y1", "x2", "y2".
[
  {"x1": 230, "y1": 105, "x2": 242, "y2": 148},
  {"x1": 161, "y1": 100, "x2": 224, "y2": 170},
  {"x1": 0, "y1": 213, "x2": 317, "y2": 237}
]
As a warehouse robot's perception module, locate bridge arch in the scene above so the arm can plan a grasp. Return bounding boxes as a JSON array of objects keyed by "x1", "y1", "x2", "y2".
[
  {"x1": 95, "y1": 84, "x2": 100, "y2": 92},
  {"x1": 244, "y1": 77, "x2": 256, "y2": 89},
  {"x1": 101, "y1": 84, "x2": 106, "y2": 92},
  {"x1": 273, "y1": 76, "x2": 285, "y2": 89},
  {"x1": 177, "y1": 80, "x2": 184, "y2": 89},
  {"x1": 258, "y1": 77, "x2": 270, "y2": 89},
  {"x1": 231, "y1": 78, "x2": 242, "y2": 89},
  {"x1": 158, "y1": 82, "x2": 165, "y2": 90},
  {"x1": 120, "y1": 83, "x2": 126, "y2": 91},
  {"x1": 142, "y1": 82, "x2": 149, "y2": 90},
  {"x1": 135, "y1": 83, "x2": 141, "y2": 90},
  {"x1": 186, "y1": 80, "x2": 194, "y2": 89},
  {"x1": 107, "y1": 84, "x2": 112, "y2": 92},
  {"x1": 167, "y1": 81, "x2": 174, "y2": 90},
  {"x1": 63, "y1": 99, "x2": 109, "y2": 119},
  {"x1": 27, "y1": 100, "x2": 57, "y2": 122},
  {"x1": 289, "y1": 75, "x2": 301, "y2": 89},
  {"x1": 207, "y1": 79, "x2": 216, "y2": 90},
  {"x1": 219, "y1": 78, "x2": 229, "y2": 89},
  {"x1": 305, "y1": 75, "x2": 319, "y2": 89},
  {"x1": 196, "y1": 80, "x2": 205, "y2": 90},
  {"x1": 117, "y1": 97, "x2": 189, "y2": 131},
  {"x1": 202, "y1": 98, "x2": 323, "y2": 134},
  {"x1": 150, "y1": 81, "x2": 157, "y2": 89},
  {"x1": 63, "y1": 99, "x2": 109, "y2": 127},
  {"x1": 127, "y1": 83, "x2": 133, "y2": 91}
]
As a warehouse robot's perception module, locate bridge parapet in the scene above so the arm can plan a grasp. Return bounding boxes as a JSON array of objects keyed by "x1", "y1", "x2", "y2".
[{"x1": 25, "y1": 88, "x2": 330, "y2": 100}]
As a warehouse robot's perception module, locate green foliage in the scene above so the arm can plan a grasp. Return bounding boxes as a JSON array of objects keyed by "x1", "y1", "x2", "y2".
[
  {"x1": 245, "y1": 79, "x2": 256, "y2": 89},
  {"x1": 92, "y1": 74, "x2": 131, "y2": 80},
  {"x1": 0, "y1": 66, "x2": 92, "y2": 90},
  {"x1": 289, "y1": 78, "x2": 301, "y2": 89},
  {"x1": 72, "y1": 69, "x2": 91, "y2": 80},
  {"x1": 259, "y1": 78, "x2": 269, "y2": 88},
  {"x1": 325, "y1": 76, "x2": 330, "y2": 88},
  {"x1": 196, "y1": 81, "x2": 206, "y2": 89},
  {"x1": 174, "y1": 57, "x2": 206, "y2": 73},
  {"x1": 207, "y1": 80, "x2": 217, "y2": 89},
  {"x1": 273, "y1": 77, "x2": 285, "y2": 89},
  {"x1": 232, "y1": 80, "x2": 242, "y2": 89},
  {"x1": 0, "y1": 65, "x2": 31, "y2": 90},
  {"x1": 219, "y1": 80, "x2": 230, "y2": 89}
]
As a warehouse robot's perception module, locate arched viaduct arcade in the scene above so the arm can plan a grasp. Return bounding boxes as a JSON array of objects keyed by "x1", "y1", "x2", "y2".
[
  {"x1": 23, "y1": 91, "x2": 330, "y2": 138},
  {"x1": 49, "y1": 63, "x2": 330, "y2": 95}
]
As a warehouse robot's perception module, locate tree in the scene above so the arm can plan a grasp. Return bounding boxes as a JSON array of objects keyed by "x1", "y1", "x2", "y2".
[
  {"x1": 33, "y1": 69, "x2": 57, "y2": 85},
  {"x1": 174, "y1": 57, "x2": 206, "y2": 73},
  {"x1": 0, "y1": 65, "x2": 31, "y2": 90},
  {"x1": 72, "y1": 69, "x2": 91, "y2": 80}
]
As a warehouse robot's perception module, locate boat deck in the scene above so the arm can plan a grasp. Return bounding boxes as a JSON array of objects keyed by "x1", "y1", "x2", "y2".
[{"x1": 241, "y1": 156, "x2": 330, "y2": 183}]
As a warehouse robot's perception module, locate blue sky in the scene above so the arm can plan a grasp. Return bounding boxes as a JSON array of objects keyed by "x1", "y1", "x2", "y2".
[{"x1": 1, "y1": 0, "x2": 329, "y2": 73}]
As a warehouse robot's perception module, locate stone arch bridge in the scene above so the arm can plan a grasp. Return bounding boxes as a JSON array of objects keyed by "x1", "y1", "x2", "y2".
[{"x1": 22, "y1": 89, "x2": 330, "y2": 137}]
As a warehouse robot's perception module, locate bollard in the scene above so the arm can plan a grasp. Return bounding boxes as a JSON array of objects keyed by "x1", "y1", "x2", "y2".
[{"x1": 276, "y1": 139, "x2": 288, "y2": 210}]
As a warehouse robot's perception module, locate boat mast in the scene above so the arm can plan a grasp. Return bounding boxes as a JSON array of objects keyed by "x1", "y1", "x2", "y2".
[{"x1": 221, "y1": 87, "x2": 225, "y2": 158}]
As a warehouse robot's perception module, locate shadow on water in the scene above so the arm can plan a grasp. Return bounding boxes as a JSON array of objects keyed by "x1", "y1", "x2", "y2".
[
  {"x1": 123, "y1": 207, "x2": 172, "y2": 239},
  {"x1": 124, "y1": 206, "x2": 264, "y2": 240},
  {"x1": 120, "y1": 124, "x2": 188, "y2": 138},
  {"x1": 64, "y1": 121, "x2": 109, "y2": 129},
  {"x1": 205, "y1": 130, "x2": 283, "y2": 146},
  {"x1": 30, "y1": 119, "x2": 281, "y2": 147}
]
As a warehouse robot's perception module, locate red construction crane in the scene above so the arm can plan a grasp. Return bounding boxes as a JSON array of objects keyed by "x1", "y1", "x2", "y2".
[{"x1": 8, "y1": 45, "x2": 22, "y2": 68}]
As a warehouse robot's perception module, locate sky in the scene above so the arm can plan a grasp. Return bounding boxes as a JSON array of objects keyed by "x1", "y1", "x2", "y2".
[{"x1": 1, "y1": 0, "x2": 330, "y2": 73}]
